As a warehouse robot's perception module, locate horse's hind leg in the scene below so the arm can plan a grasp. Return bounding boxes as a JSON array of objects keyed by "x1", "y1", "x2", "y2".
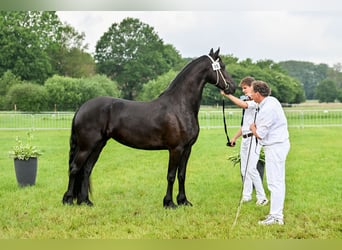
[
  {"x1": 76, "y1": 139, "x2": 107, "y2": 206},
  {"x1": 62, "y1": 178, "x2": 75, "y2": 205},
  {"x1": 62, "y1": 150, "x2": 91, "y2": 205}
]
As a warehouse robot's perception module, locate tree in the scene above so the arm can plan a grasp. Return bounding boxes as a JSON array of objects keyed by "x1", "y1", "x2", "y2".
[
  {"x1": 327, "y1": 63, "x2": 342, "y2": 90},
  {"x1": 47, "y1": 23, "x2": 95, "y2": 77},
  {"x1": 224, "y1": 59, "x2": 305, "y2": 104},
  {"x1": 45, "y1": 75, "x2": 119, "y2": 111},
  {"x1": 95, "y1": 17, "x2": 182, "y2": 100},
  {"x1": 0, "y1": 70, "x2": 22, "y2": 97},
  {"x1": 0, "y1": 70, "x2": 23, "y2": 110},
  {"x1": 337, "y1": 89, "x2": 342, "y2": 102},
  {"x1": 279, "y1": 61, "x2": 329, "y2": 99},
  {"x1": 137, "y1": 70, "x2": 177, "y2": 101},
  {"x1": 138, "y1": 55, "x2": 305, "y2": 106},
  {"x1": 53, "y1": 47, "x2": 95, "y2": 78},
  {"x1": 0, "y1": 12, "x2": 53, "y2": 83},
  {"x1": 315, "y1": 79, "x2": 337, "y2": 103},
  {"x1": 0, "y1": 11, "x2": 93, "y2": 83},
  {"x1": 6, "y1": 83, "x2": 49, "y2": 112}
]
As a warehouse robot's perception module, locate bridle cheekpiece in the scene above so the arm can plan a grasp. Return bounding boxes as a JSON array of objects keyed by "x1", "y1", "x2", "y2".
[{"x1": 206, "y1": 55, "x2": 230, "y2": 91}]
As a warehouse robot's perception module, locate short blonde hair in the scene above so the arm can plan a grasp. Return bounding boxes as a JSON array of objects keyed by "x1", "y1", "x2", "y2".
[{"x1": 239, "y1": 76, "x2": 255, "y2": 87}]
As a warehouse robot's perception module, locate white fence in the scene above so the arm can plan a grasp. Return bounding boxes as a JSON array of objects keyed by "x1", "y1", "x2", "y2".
[
  {"x1": 1, "y1": 110, "x2": 342, "y2": 130},
  {"x1": 198, "y1": 110, "x2": 342, "y2": 129}
]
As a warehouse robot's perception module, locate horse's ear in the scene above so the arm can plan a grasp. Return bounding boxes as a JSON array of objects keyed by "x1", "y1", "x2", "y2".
[
  {"x1": 209, "y1": 48, "x2": 214, "y2": 56},
  {"x1": 213, "y1": 48, "x2": 220, "y2": 59}
]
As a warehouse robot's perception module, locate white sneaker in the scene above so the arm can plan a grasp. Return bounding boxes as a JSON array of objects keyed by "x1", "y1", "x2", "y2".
[
  {"x1": 258, "y1": 215, "x2": 284, "y2": 225},
  {"x1": 241, "y1": 197, "x2": 252, "y2": 203},
  {"x1": 256, "y1": 199, "x2": 268, "y2": 206}
]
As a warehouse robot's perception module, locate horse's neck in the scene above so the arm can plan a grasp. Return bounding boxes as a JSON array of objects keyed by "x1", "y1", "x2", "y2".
[{"x1": 161, "y1": 58, "x2": 208, "y2": 111}]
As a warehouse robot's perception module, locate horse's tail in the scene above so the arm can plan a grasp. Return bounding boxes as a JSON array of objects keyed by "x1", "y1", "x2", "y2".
[
  {"x1": 68, "y1": 112, "x2": 78, "y2": 169},
  {"x1": 68, "y1": 111, "x2": 83, "y2": 199},
  {"x1": 68, "y1": 110, "x2": 92, "y2": 200}
]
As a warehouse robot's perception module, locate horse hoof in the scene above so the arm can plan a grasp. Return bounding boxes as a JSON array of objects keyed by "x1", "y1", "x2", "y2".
[
  {"x1": 85, "y1": 199, "x2": 94, "y2": 206},
  {"x1": 163, "y1": 200, "x2": 177, "y2": 209},
  {"x1": 177, "y1": 194, "x2": 193, "y2": 206},
  {"x1": 177, "y1": 199, "x2": 193, "y2": 207},
  {"x1": 164, "y1": 204, "x2": 177, "y2": 209},
  {"x1": 62, "y1": 195, "x2": 74, "y2": 205},
  {"x1": 77, "y1": 198, "x2": 94, "y2": 206},
  {"x1": 62, "y1": 200, "x2": 74, "y2": 205}
]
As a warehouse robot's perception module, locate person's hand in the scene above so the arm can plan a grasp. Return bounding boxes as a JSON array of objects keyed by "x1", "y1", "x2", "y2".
[
  {"x1": 250, "y1": 123, "x2": 256, "y2": 134},
  {"x1": 220, "y1": 90, "x2": 228, "y2": 97},
  {"x1": 227, "y1": 137, "x2": 237, "y2": 147}
]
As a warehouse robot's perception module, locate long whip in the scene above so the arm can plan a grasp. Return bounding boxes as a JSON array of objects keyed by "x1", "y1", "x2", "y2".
[{"x1": 230, "y1": 107, "x2": 258, "y2": 231}]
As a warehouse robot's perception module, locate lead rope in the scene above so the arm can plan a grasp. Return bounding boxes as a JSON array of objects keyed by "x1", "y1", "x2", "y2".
[{"x1": 222, "y1": 99, "x2": 233, "y2": 147}]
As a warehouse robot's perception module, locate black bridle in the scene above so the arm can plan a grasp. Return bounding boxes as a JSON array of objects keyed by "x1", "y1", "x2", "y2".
[
  {"x1": 206, "y1": 55, "x2": 234, "y2": 147},
  {"x1": 206, "y1": 55, "x2": 231, "y2": 93}
]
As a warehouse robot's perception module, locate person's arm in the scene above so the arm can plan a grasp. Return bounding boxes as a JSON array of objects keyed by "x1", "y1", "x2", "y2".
[
  {"x1": 230, "y1": 127, "x2": 242, "y2": 147},
  {"x1": 221, "y1": 90, "x2": 248, "y2": 109}
]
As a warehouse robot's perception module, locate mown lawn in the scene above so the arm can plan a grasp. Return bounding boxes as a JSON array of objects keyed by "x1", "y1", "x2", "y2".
[{"x1": 0, "y1": 127, "x2": 340, "y2": 239}]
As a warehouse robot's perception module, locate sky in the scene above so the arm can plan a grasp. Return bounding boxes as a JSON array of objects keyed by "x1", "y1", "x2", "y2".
[{"x1": 56, "y1": 4, "x2": 342, "y2": 67}]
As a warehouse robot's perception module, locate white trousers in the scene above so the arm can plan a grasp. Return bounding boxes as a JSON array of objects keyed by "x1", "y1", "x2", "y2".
[
  {"x1": 263, "y1": 140, "x2": 290, "y2": 219},
  {"x1": 240, "y1": 136, "x2": 266, "y2": 201}
]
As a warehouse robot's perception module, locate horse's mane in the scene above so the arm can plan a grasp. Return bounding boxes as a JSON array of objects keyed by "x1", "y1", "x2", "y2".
[{"x1": 158, "y1": 56, "x2": 206, "y2": 97}]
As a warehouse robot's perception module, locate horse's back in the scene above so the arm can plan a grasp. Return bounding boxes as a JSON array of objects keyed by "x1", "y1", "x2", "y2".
[
  {"x1": 74, "y1": 96, "x2": 116, "y2": 132},
  {"x1": 78, "y1": 96, "x2": 115, "y2": 111}
]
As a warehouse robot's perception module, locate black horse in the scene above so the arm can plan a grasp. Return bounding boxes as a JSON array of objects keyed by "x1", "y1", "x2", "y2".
[{"x1": 62, "y1": 48, "x2": 236, "y2": 208}]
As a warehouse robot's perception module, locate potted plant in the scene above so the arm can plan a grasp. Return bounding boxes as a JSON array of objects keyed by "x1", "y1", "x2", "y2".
[
  {"x1": 9, "y1": 131, "x2": 42, "y2": 187},
  {"x1": 228, "y1": 149, "x2": 265, "y2": 181}
]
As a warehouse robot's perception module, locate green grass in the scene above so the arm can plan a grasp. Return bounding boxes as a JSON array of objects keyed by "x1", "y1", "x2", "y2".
[{"x1": 0, "y1": 128, "x2": 341, "y2": 239}]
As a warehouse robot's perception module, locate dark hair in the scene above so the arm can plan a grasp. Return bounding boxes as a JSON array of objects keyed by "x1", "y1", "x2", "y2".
[
  {"x1": 252, "y1": 80, "x2": 271, "y2": 97},
  {"x1": 239, "y1": 76, "x2": 255, "y2": 87}
]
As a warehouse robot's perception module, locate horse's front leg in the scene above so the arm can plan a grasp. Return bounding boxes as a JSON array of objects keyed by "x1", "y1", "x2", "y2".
[
  {"x1": 177, "y1": 146, "x2": 193, "y2": 206},
  {"x1": 163, "y1": 149, "x2": 182, "y2": 208}
]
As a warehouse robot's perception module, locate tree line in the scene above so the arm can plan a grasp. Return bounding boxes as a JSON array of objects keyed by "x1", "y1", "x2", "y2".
[{"x1": 0, "y1": 11, "x2": 341, "y2": 112}]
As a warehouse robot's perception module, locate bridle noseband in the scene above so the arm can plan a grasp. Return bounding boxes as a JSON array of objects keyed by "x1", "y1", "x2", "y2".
[{"x1": 206, "y1": 55, "x2": 231, "y2": 92}]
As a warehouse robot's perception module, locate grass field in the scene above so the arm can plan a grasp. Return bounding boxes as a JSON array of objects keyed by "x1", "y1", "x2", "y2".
[{"x1": 0, "y1": 127, "x2": 341, "y2": 239}]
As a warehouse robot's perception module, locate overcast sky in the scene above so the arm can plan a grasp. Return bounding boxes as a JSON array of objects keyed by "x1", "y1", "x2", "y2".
[{"x1": 56, "y1": 10, "x2": 342, "y2": 67}]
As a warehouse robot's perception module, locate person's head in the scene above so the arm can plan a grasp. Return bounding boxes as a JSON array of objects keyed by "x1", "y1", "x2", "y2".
[
  {"x1": 239, "y1": 76, "x2": 255, "y2": 96},
  {"x1": 250, "y1": 80, "x2": 271, "y2": 103}
]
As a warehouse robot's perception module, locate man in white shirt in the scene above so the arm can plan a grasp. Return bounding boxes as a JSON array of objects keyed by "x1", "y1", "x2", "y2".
[{"x1": 249, "y1": 80, "x2": 290, "y2": 225}]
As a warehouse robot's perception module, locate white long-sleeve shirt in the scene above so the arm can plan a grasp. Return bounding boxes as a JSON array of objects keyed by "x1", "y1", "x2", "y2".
[{"x1": 255, "y1": 96, "x2": 289, "y2": 146}]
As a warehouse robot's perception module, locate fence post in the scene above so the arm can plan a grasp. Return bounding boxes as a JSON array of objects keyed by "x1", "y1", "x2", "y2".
[{"x1": 300, "y1": 111, "x2": 304, "y2": 128}]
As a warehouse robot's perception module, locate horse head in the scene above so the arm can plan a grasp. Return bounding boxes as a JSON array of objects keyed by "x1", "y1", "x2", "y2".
[{"x1": 207, "y1": 48, "x2": 236, "y2": 94}]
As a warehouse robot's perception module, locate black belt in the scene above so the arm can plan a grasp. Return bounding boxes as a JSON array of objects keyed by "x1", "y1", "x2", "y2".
[{"x1": 242, "y1": 133, "x2": 253, "y2": 138}]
